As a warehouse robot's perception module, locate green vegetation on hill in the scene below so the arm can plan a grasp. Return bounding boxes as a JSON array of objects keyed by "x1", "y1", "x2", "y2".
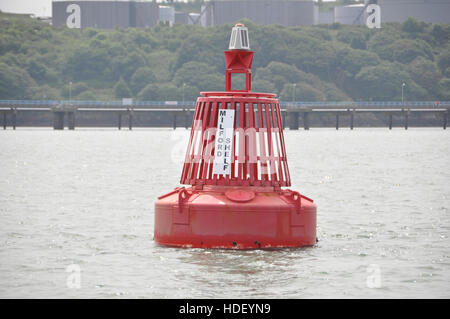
[{"x1": 0, "y1": 11, "x2": 449, "y2": 101}]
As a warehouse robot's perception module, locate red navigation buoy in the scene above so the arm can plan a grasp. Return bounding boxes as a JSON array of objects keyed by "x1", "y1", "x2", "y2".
[{"x1": 154, "y1": 24, "x2": 317, "y2": 249}]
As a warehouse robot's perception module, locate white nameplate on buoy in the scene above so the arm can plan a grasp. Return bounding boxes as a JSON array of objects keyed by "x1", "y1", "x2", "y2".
[{"x1": 213, "y1": 109, "x2": 235, "y2": 176}]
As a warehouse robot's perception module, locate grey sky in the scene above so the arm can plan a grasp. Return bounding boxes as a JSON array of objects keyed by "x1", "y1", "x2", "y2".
[{"x1": 0, "y1": 0, "x2": 53, "y2": 16}]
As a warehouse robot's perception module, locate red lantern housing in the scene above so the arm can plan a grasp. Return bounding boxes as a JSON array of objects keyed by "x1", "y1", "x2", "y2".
[{"x1": 154, "y1": 24, "x2": 317, "y2": 249}]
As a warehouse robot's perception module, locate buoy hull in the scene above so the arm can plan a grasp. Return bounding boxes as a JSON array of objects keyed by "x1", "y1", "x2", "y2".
[{"x1": 154, "y1": 186, "x2": 316, "y2": 249}]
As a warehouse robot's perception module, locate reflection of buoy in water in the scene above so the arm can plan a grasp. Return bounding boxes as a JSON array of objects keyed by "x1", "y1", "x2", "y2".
[{"x1": 154, "y1": 24, "x2": 317, "y2": 249}]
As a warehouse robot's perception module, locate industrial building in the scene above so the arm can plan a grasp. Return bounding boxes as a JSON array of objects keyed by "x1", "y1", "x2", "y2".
[
  {"x1": 174, "y1": 12, "x2": 189, "y2": 25},
  {"x1": 200, "y1": 0, "x2": 450, "y2": 27},
  {"x1": 316, "y1": 10, "x2": 333, "y2": 25},
  {"x1": 51, "y1": 0, "x2": 450, "y2": 30},
  {"x1": 334, "y1": 4, "x2": 366, "y2": 25},
  {"x1": 377, "y1": 0, "x2": 450, "y2": 24},
  {"x1": 201, "y1": 0, "x2": 317, "y2": 27},
  {"x1": 159, "y1": 5, "x2": 175, "y2": 25},
  {"x1": 333, "y1": 0, "x2": 450, "y2": 26},
  {"x1": 52, "y1": 0, "x2": 159, "y2": 29}
]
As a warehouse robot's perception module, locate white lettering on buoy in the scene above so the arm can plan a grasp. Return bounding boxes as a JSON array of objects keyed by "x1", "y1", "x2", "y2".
[{"x1": 213, "y1": 109, "x2": 235, "y2": 175}]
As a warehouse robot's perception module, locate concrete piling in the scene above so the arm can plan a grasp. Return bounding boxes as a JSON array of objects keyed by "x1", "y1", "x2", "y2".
[
  {"x1": 404, "y1": 109, "x2": 409, "y2": 130},
  {"x1": 53, "y1": 111, "x2": 64, "y2": 130},
  {"x1": 12, "y1": 108, "x2": 16, "y2": 130},
  {"x1": 128, "y1": 109, "x2": 133, "y2": 130},
  {"x1": 51, "y1": 104, "x2": 77, "y2": 130},
  {"x1": 350, "y1": 110, "x2": 354, "y2": 130},
  {"x1": 67, "y1": 112, "x2": 75, "y2": 130},
  {"x1": 444, "y1": 111, "x2": 448, "y2": 130},
  {"x1": 185, "y1": 110, "x2": 189, "y2": 129},
  {"x1": 288, "y1": 111, "x2": 299, "y2": 130},
  {"x1": 303, "y1": 112, "x2": 310, "y2": 130}
]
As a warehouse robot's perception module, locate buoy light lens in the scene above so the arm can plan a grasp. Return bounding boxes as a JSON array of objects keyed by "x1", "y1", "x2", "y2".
[{"x1": 229, "y1": 23, "x2": 250, "y2": 50}]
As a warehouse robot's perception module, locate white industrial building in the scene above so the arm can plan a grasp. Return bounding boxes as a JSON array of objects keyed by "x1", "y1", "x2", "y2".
[{"x1": 51, "y1": 0, "x2": 450, "y2": 29}]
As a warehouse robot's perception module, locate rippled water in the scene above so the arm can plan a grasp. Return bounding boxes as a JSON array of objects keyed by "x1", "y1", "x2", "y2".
[{"x1": 0, "y1": 128, "x2": 449, "y2": 298}]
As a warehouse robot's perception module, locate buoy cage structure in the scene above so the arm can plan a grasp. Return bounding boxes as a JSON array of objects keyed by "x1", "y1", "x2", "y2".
[{"x1": 154, "y1": 24, "x2": 317, "y2": 249}]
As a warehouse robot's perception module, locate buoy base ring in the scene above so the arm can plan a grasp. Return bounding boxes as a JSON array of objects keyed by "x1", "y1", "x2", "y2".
[{"x1": 154, "y1": 186, "x2": 316, "y2": 249}]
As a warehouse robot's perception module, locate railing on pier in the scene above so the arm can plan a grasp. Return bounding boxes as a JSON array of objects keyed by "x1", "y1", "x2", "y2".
[
  {"x1": 1, "y1": 100, "x2": 449, "y2": 109},
  {"x1": 0, "y1": 100, "x2": 449, "y2": 130}
]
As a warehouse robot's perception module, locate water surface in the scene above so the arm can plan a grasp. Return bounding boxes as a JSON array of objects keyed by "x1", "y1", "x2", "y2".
[{"x1": 0, "y1": 128, "x2": 449, "y2": 298}]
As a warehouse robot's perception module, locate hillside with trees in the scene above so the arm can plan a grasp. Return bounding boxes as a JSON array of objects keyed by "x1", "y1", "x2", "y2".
[{"x1": 0, "y1": 11, "x2": 449, "y2": 102}]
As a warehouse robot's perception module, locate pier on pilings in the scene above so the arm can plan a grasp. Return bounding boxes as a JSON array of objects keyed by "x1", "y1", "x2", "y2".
[
  {"x1": 51, "y1": 104, "x2": 77, "y2": 130},
  {"x1": 1, "y1": 108, "x2": 17, "y2": 130},
  {"x1": 2, "y1": 100, "x2": 449, "y2": 129},
  {"x1": 287, "y1": 110, "x2": 313, "y2": 130},
  {"x1": 287, "y1": 109, "x2": 311, "y2": 130}
]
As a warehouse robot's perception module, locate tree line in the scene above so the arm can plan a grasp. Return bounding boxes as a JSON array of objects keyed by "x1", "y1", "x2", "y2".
[{"x1": 0, "y1": 11, "x2": 449, "y2": 102}]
